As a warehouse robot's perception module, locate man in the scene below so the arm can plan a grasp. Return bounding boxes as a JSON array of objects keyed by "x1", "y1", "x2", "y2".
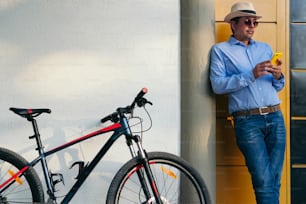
[{"x1": 209, "y1": 2, "x2": 286, "y2": 204}]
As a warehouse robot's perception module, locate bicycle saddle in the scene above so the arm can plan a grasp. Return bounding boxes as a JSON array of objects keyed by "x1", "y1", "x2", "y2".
[{"x1": 10, "y1": 107, "x2": 51, "y2": 119}]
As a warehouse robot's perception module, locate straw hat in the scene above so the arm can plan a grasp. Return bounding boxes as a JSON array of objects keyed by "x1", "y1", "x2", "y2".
[{"x1": 224, "y1": 2, "x2": 262, "y2": 23}]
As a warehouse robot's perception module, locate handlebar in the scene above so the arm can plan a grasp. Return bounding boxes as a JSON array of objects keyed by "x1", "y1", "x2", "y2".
[{"x1": 101, "y1": 88, "x2": 152, "y2": 123}]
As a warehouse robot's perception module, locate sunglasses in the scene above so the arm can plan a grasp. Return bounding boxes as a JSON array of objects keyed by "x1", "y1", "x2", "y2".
[{"x1": 244, "y1": 19, "x2": 259, "y2": 27}]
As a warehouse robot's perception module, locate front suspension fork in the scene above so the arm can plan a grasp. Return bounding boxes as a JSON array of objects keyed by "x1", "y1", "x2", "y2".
[{"x1": 128, "y1": 135, "x2": 163, "y2": 204}]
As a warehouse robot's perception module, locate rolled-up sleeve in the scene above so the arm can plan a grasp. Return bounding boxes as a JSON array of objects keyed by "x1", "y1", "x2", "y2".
[{"x1": 272, "y1": 73, "x2": 285, "y2": 92}]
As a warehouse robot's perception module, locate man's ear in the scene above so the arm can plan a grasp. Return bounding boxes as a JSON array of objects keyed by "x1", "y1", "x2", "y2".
[{"x1": 230, "y1": 21, "x2": 236, "y2": 34}]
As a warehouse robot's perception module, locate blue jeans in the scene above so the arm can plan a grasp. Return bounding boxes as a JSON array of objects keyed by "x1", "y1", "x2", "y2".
[{"x1": 234, "y1": 111, "x2": 286, "y2": 204}]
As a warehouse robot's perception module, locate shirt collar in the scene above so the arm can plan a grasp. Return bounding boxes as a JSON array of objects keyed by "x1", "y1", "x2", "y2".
[{"x1": 229, "y1": 35, "x2": 256, "y2": 46}]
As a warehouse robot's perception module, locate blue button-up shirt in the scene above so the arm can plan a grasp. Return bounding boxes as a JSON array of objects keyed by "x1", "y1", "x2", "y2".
[{"x1": 209, "y1": 36, "x2": 285, "y2": 114}]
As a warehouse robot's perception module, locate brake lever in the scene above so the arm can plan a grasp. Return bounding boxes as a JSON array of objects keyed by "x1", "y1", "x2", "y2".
[
  {"x1": 146, "y1": 100, "x2": 153, "y2": 106},
  {"x1": 136, "y1": 98, "x2": 153, "y2": 107}
]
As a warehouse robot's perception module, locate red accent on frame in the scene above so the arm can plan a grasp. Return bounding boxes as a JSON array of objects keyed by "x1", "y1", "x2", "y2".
[
  {"x1": 27, "y1": 109, "x2": 32, "y2": 114},
  {"x1": 0, "y1": 166, "x2": 29, "y2": 189},
  {"x1": 151, "y1": 181, "x2": 159, "y2": 197},
  {"x1": 126, "y1": 161, "x2": 156, "y2": 180},
  {"x1": 100, "y1": 123, "x2": 122, "y2": 133},
  {"x1": 48, "y1": 123, "x2": 122, "y2": 152}
]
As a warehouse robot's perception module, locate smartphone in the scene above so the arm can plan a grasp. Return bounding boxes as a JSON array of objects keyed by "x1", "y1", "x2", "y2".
[{"x1": 271, "y1": 52, "x2": 283, "y2": 66}]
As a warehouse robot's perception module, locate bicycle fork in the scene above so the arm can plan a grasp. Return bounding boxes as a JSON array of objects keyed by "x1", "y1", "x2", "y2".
[{"x1": 128, "y1": 135, "x2": 163, "y2": 204}]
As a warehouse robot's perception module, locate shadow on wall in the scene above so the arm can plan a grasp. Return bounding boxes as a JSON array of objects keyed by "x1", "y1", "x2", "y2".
[{"x1": 199, "y1": 49, "x2": 214, "y2": 98}]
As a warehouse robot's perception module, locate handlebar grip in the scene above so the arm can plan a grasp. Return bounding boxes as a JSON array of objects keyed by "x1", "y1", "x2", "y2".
[
  {"x1": 101, "y1": 112, "x2": 119, "y2": 123},
  {"x1": 135, "y1": 87, "x2": 148, "y2": 100},
  {"x1": 101, "y1": 115, "x2": 111, "y2": 123}
]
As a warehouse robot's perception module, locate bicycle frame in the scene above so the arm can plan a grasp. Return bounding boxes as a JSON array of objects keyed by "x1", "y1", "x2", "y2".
[
  {"x1": 2, "y1": 89, "x2": 165, "y2": 204},
  {"x1": 14, "y1": 116, "x2": 137, "y2": 204}
]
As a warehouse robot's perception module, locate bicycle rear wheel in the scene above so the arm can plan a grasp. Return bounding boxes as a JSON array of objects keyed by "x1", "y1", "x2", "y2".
[
  {"x1": 0, "y1": 147, "x2": 44, "y2": 203},
  {"x1": 106, "y1": 151, "x2": 210, "y2": 204}
]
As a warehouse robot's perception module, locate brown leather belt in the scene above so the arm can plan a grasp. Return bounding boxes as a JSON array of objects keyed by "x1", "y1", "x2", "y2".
[{"x1": 232, "y1": 104, "x2": 281, "y2": 117}]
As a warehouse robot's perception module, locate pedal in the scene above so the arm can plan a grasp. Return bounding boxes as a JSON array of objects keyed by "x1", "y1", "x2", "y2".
[{"x1": 51, "y1": 173, "x2": 65, "y2": 190}]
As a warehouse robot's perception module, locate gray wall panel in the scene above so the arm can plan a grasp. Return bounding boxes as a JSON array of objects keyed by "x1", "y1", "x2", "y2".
[
  {"x1": 291, "y1": 71, "x2": 306, "y2": 116},
  {"x1": 291, "y1": 120, "x2": 306, "y2": 163},
  {"x1": 290, "y1": 24, "x2": 306, "y2": 68},
  {"x1": 290, "y1": 0, "x2": 306, "y2": 22},
  {"x1": 290, "y1": 1, "x2": 306, "y2": 203},
  {"x1": 291, "y1": 168, "x2": 306, "y2": 203}
]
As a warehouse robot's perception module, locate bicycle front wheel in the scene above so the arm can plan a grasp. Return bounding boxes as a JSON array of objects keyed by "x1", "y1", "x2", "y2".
[
  {"x1": 0, "y1": 147, "x2": 44, "y2": 203},
  {"x1": 106, "y1": 151, "x2": 210, "y2": 204}
]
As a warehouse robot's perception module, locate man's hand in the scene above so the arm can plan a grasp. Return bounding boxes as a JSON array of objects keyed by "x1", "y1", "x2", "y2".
[
  {"x1": 269, "y1": 59, "x2": 283, "y2": 80},
  {"x1": 253, "y1": 60, "x2": 282, "y2": 79}
]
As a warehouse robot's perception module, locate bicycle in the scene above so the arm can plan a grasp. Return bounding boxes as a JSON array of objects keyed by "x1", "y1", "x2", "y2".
[{"x1": 0, "y1": 88, "x2": 210, "y2": 204}]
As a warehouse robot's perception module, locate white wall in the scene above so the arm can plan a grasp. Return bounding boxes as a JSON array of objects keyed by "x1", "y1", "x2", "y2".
[{"x1": 0, "y1": 0, "x2": 179, "y2": 203}]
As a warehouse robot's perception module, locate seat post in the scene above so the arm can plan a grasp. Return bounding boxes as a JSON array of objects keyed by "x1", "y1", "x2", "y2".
[
  {"x1": 29, "y1": 117, "x2": 56, "y2": 198},
  {"x1": 29, "y1": 118, "x2": 45, "y2": 152}
]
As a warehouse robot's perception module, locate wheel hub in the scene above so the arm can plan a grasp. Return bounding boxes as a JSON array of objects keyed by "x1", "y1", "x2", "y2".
[{"x1": 146, "y1": 196, "x2": 170, "y2": 204}]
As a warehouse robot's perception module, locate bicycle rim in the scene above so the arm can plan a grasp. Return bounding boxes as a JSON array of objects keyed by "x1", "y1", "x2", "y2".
[{"x1": 108, "y1": 152, "x2": 209, "y2": 204}]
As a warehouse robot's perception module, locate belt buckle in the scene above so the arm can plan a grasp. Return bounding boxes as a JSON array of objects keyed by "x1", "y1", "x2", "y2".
[{"x1": 259, "y1": 106, "x2": 269, "y2": 115}]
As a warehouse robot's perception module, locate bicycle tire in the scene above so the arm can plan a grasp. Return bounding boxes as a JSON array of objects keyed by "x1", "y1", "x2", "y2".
[
  {"x1": 106, "y1": 151, "x2": 210, "y2": 204},
  {"x1": 0, "y1": 147, "x2": 45, "y2": 203}
]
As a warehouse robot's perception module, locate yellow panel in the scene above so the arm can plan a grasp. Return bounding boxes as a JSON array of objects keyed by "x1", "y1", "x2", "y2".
[
  {"x1": 216, "y1": 166, "x2": 255, "y2": 204},
  {"x1": 217, "y1": 165, "x2": 287, "y2": 204},
  {"x1": 255, "y1": 24, "x2": 277, "y2": 51},
  {"x1": 215, "y1": 0, "x2": 277, "y2": 22},
  {"x1": 216, "y1": 116, "x2": 245, "y2": 165},
  {"x1": 215, "y1": 23, "x2": 231, "y2": 43}
]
